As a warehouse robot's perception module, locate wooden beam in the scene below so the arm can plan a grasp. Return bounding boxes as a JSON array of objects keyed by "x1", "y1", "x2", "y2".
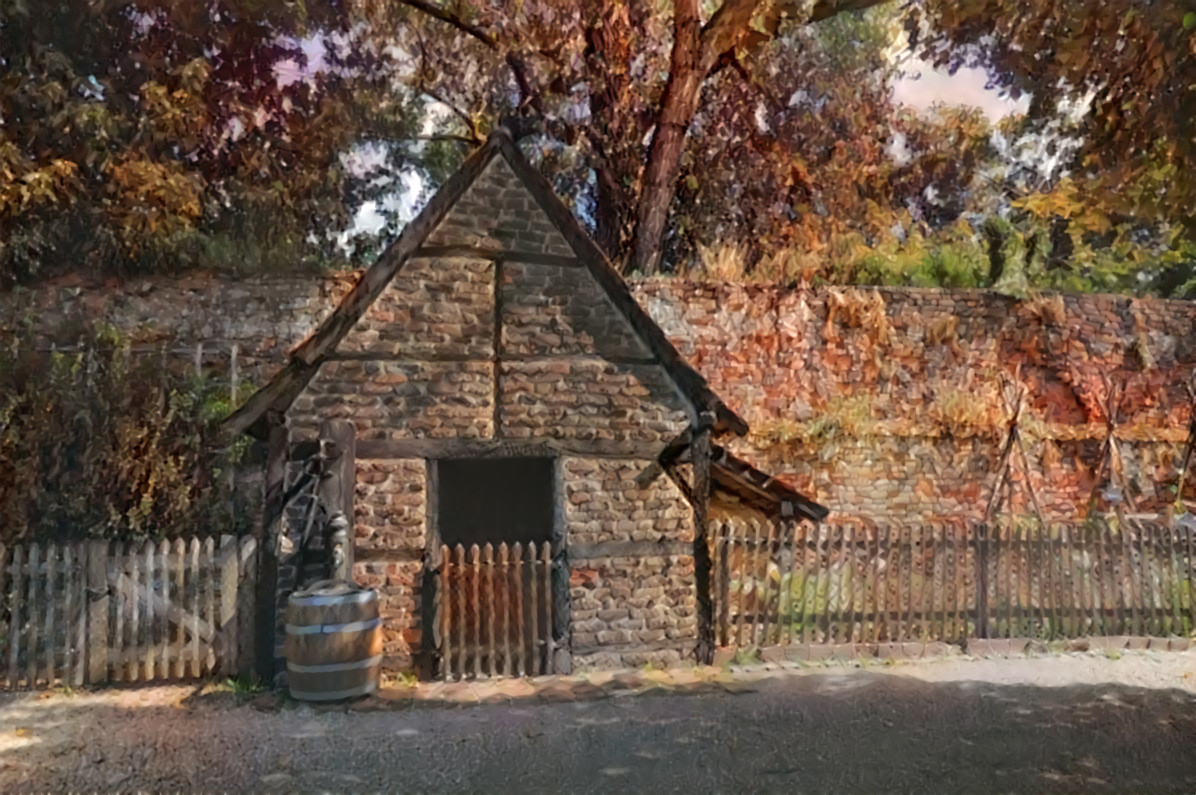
[
  {"x1": 570, "y1": 540, "x2": 693, "y2": 559},
  {"x1": 346, "y1": 437, "x2": 668, "y2": 461},
  {"x1": 691, "y1": 425, "x2": 714, "y2": 664},
  {"x1": 255, "y1": 412, "x2": 288, "y2": 684},
  {"x1": 416, "y1": 244, "x2": 585, "y2": 268}
]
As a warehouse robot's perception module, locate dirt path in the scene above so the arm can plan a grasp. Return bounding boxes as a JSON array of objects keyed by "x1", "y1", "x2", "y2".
[{"x1": 3, "y1": 650, "x2": 1196, "y2": 793}]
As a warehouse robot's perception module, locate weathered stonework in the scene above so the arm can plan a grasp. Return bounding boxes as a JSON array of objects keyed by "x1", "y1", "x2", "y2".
[
  {"x1": 569, "y1": 555, "x2": 699, "y2": 671},
  {"x1": 563, "y1": 458, "x2": 694, "y2": 546},
  {"x1": 6, "y1": 149, "x2": 1195, "y2": 676},
  {"x1": 278, "y1": 146, "x2": 700, "y2": 673},
  {"x1": 354, "y1": 459, "x2": 427, "y2": 557}
]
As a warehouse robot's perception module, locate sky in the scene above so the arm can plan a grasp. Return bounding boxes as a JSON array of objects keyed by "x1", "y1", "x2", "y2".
[{"x1": 892, "y1": 58, "x2": 1029, "y2": 121}]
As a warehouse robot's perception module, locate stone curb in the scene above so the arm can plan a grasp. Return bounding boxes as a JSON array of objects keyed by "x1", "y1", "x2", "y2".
[{"x1": 251, "y1": 638, "x2": 1194, "y2": 714}]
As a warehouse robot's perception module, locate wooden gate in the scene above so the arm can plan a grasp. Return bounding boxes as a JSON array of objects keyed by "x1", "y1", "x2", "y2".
[{"x1": 434, "y1": 542, "x2": 554, "y2": 680}]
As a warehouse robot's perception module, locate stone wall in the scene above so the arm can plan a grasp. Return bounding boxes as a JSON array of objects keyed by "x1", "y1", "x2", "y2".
[
  {"x1": 639, "y1": 283, "x2": 1196, "y2": 523},
  {"x1": 5, "y1": 245, "x2": 1196, "y2": 670}
]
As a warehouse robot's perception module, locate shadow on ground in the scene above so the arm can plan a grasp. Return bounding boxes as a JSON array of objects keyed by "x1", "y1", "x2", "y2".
[{"x1": 2, "y1": 670, "x2": 1195, "y2": 792}]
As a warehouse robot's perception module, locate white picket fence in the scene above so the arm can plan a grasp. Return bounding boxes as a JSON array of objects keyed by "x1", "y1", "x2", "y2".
[{"x1": 0, "y1": 535, "x2": 258, "y2": 689}]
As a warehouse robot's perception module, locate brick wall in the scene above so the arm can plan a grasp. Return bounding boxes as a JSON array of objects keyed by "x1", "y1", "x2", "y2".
[
  {"x1": 5, "y1": 191, "x2": 1195, "y2": 673},
  {"x1": 284, "y1": 155, "x2": 695, "y2": 672}
]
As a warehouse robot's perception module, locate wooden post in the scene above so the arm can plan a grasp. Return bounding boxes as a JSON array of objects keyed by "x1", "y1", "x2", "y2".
[
  {"x1": 484, "y1": 543, "x2": 496, "y2": 677},
  {"x1": 716, "y1": 520, "x2": 731, "y2": 647},
  {"x1": 500, "y1": 543, "x2": 512, "y2": 677},
  {"x1": 26, "y1": 543, "x2": 40, "y2": 687},
  {"x1": 975, "y1": 523, "x2": 990, "y2": 639},
  {"x1": 7, "y1": 545, "x2": 23, "y2": 689},
  {"x1": 419, "y1": 459, "x2": 441, "y2": 680},
  {"x1": 218, "y1": 535, "x2": 238, "y2": 676},
  {"x1": 229, "y1": 344, "x2": 240, "y2": 409},
  {"x1": 692, "y1": 422, "x2": 715, "y2": 664},
  {"x1": 236, "y1": 537, "x2": 258, "y2": 680},
  {"x1": 472, "y1": 544, "x2": 482, "y2": 679},
  {"x1": 440, "y1": 546, "x2": 452, "y2": 682},
  {"x1": 86, "y1": 540, "x2": 109, "y2": 685},
  {"x1": 255, "y1": 411, "x2": 288, "y2": 684}
]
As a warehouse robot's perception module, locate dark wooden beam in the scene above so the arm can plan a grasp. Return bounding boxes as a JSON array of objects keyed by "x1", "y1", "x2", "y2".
[
  {"x1": 255, "y1": 412, "x2": 288, "y2": 684},
  {"x1": 570, "y1": 540, "x2": 693, "y2": 559},
  {"x1": 417, "y1": 459, "x2": 443, "y2": 679},
  {"x1": 416, "y1": 244, "x2": 585, "y2": 268},
  {"x1": 345, "y1": 437, "x2": 668, "y2": 461},
  {"x1": 635, "y1": 427, "x2": 694, "y2": 489},
  {"x1": 691, "y1": 424, "x2": 715, "y2": 664},
  {"x1": 493, "y1": 257, "x2": 504, "y2": 439}
]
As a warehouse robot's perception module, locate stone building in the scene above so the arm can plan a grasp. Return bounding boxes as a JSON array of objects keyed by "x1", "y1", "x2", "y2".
[{"x1": 227, "y1": 127, "x2": 825, "y2": 677}]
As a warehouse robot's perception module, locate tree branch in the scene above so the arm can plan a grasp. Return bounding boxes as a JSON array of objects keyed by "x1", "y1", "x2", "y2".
[
  {"x1": 398, "y1": 0, "x2": 499, "y2": 49},
  {"x1": 397, "y1": 0, "x2": 538, "y2": 111},
  {"x1": 419, "y1": 83, "x2": 484, "y2": 144}
]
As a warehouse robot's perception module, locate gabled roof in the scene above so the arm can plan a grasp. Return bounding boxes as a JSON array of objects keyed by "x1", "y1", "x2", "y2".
[{"x1": 224, "y1": 126, "x2": 748, "y2": 440}]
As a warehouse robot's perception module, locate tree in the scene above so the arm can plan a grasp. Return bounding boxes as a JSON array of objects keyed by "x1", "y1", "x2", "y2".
[
  {"x1": 0, "y1": 0, "x2": 426, "y2": 283},
  {"x1": 384, "y1": 0, "x2": 893, "y2": 274},
  {"x1": 913, "y1": 0, "x2": 1196, "y2": 238}
]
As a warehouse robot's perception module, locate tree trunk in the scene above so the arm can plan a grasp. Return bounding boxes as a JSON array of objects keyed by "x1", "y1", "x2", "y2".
[
  {"x1": 626, "y1": 0, "x2": 888, "y2": 274},
  {"x1": 629, "y1": 0, "x2": 703, "y2": 275},
  {"x1": 584, "y1": 4, "x2": 639, "y2": 259}
]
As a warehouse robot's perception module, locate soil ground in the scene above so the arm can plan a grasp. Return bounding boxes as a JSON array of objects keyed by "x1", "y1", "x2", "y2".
[{"x1": 3, "y1": 650, "x2": 1196, "y2": 793}]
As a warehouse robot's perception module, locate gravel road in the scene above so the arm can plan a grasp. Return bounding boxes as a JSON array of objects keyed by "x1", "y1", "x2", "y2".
[{"x1": 3, "y1": 651, "x2": 1196, "y2": 793}]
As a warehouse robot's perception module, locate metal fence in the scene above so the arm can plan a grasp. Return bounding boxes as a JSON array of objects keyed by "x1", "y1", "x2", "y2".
[{"x1": 712, "y1": 518, "x2": 1195, "y2": 649}]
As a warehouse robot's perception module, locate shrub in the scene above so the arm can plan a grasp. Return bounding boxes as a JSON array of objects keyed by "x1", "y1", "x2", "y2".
[{"x1": 0, "y1": 324, "x2": 251, "y2": 543}]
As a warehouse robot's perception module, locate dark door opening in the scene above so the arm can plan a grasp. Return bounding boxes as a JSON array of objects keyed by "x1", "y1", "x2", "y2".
[
  {"x1": 431, "y1": 457, "x2": 559, "y2": 679},
  {"x1": 437, "y1": 457, "x2": 554, "y2": 547}
]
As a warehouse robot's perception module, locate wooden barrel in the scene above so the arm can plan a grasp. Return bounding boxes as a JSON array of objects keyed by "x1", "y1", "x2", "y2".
[{"x1": 284, "y1": 580, "x2": 382, "y2": 701}]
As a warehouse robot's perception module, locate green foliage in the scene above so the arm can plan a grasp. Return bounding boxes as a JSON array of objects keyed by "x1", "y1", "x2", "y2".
[{"x1": 0, "y1": 324, "x2": 251, "y2": 543}]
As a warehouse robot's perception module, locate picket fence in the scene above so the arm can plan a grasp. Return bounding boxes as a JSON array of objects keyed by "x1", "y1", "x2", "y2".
[
  {"x1": 0, "y1": 535, "x2": 258, "y2": 689},
  {"x1": 435, "y1": 541, "x2": 555, "y2": 681},
  {"x1": 712, "y1": 518, "x2": 1196, "y2": 650}
]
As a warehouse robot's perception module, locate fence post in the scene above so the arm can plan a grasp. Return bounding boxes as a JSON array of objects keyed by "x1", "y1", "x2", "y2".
[
  {"x1": 218, "y1": 535, "x2": 238, "y2": 676},
  {"x1": 975, "y1": 523, "x2": 989, "y2": 639},
  {"x1": 236, "y1": 537, "x2": 258, "y2": 681},
  {"x1": 255, "y1": 414, "x2": 288, "y2": 685},
  {"x1": 86, "y1": 540, "x2": 109, "y2": 685}
]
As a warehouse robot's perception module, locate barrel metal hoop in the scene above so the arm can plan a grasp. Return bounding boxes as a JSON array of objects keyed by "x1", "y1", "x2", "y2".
[
  {"x1": 285, "y1": 617, "x2": 382, "y2": 635},
  {"x1": 287, "y1": 654, "x2": 384, "y2": 674},
  {"x1": 290, "y1": 591, "x2": 377, "y2": 606},
  {"x1": 288, "y1": 680, "x2": 379, "y2": 702}
]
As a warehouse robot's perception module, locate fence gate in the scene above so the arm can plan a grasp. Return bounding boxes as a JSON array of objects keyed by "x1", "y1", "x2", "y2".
[
  {"x1": 1, "y1": 535, "x2": 258, "y2": 689},
  {"x1": 434, "y1": 542, "x2": 554, "y2": 680}
]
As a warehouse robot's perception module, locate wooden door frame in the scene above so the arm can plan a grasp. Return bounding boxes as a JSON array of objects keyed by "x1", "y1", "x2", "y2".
[{"x1": 419, "y1": 453, "x2": 571, "y2": 678}]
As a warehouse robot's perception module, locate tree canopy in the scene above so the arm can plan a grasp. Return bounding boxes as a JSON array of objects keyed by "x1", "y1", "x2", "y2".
[{"x1": 1, "y1": 0, "x2": 1193, "y2": 297}]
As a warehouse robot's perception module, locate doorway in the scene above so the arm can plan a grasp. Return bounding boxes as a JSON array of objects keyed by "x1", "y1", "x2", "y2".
[{"x1": 429, "y1": 457, "x2": 561, "y2": 679}]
